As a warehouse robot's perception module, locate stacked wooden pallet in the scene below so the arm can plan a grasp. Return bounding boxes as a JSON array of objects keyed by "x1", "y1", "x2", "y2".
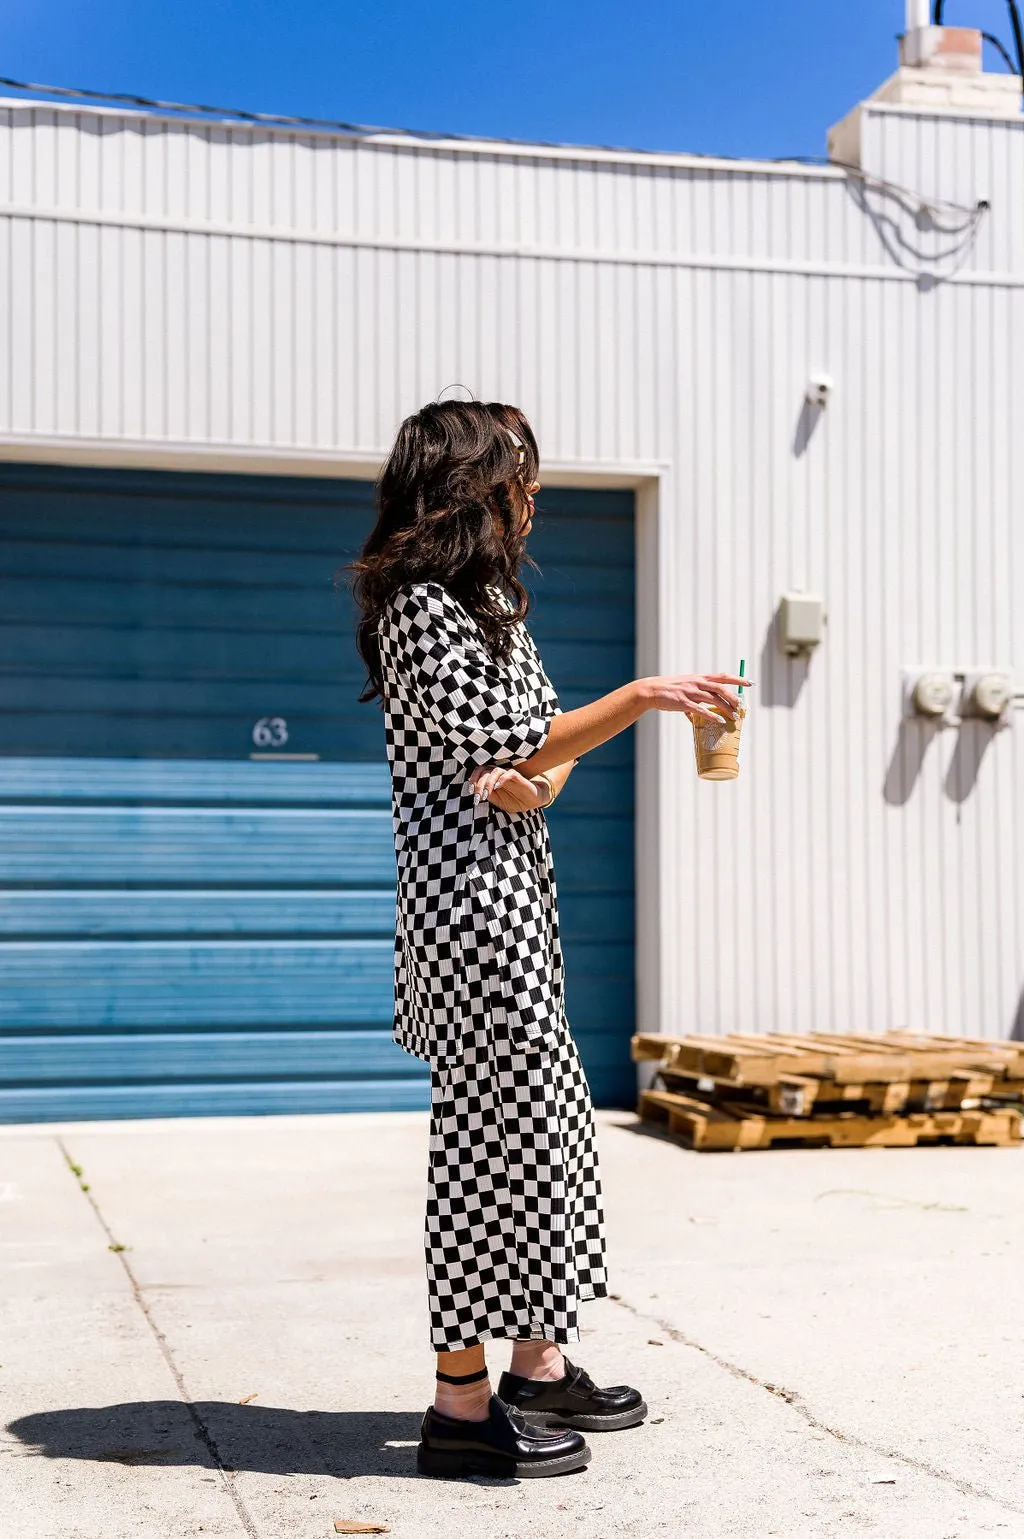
[{"x1": 632, "y1": 1032, "x2": 1024, "y2": 1151}]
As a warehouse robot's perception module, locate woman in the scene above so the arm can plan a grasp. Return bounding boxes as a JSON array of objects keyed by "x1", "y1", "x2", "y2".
[{"x1": 353, "y1": 400, "x2": 746, "y2": 1481}]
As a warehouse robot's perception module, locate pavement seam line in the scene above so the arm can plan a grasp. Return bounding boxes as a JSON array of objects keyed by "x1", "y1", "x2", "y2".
[
  {"x1": 609, "y1": 1291, "x2": 1024, "y2": 1517},
  {"x1": 56, "y1": 1137, "x2": 261, "y2": 1539}
]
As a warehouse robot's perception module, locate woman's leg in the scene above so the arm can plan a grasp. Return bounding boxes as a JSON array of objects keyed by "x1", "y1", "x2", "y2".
[
  {"x1": 433, "y1": 1345, "x2": 491, "y2": 1420},
  {"x1": 509, "y1": 1340, "x2": 565, "y2": 1382},
  {"x1": 420, "y1": 1340, "x2": 592, "y2": 1480}
]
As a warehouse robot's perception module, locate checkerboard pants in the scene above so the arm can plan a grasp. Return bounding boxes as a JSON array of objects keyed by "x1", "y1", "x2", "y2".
[{"x1": 424, "y1": 929, "x2": 608, "y2": 1351}]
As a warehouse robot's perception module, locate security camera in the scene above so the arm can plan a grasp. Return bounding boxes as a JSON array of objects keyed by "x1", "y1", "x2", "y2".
[{"x1": 806, "y1": 372, "x2": 834, "y2": 408}]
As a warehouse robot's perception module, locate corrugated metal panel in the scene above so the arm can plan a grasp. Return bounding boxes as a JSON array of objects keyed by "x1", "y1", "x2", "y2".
[
  {"x1": 0, "y1": 96, "x2": 1022, "y2": 1052},
  {"x1": 0, "y1": 103, "x2": 1021, "y2": 454},
  {"x1": 526, "y1": 487, "x2": 636, "y2": 1104},
  {"x1": 664, "y1": 259, "x2": 1024, "y2": 1043},
  {"x1": 0, "y1": 464, "x2": 635, "y2": 1118},
  {"x1": 0, "y1": 464, "x2": 380, "y2": 757},
  {"x1": 0, "y1": 466, "x2": 414, "y2": 1121}
]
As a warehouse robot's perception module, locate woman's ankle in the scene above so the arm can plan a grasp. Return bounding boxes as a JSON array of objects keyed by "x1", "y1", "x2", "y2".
[
  {"x1": 509, "y1": 1340, "x2": 565, "y2": 1382},
  {"x1": 434, "y1": 1347, "x2": 491, "y2": 1421},
  {"x1": 433, "y1": 1378, "x2": 492, "y2": 1421}
]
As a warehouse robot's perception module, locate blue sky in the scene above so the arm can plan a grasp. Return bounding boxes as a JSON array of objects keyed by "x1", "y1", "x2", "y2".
[{"x1": 2, "y1": 1, "x2": 1019, "y2": 160}]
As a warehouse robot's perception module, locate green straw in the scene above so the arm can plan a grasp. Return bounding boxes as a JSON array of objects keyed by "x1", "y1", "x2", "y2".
[{"x1": 738, "y1": 658, "x2": 746, "y2": 697}]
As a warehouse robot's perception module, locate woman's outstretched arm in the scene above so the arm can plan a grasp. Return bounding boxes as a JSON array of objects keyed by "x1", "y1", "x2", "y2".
[{"x1": 515, "y1": 673, "x2": 749, "y2": 779}]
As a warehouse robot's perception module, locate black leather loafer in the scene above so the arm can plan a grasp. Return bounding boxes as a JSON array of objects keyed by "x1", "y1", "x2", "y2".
[
  {"x1": 416, "y1": 1395, "x2": 591, "y2": 1479},
  {"x1": 496, "y1": 1358, "x2": 648, "y2": 1432}
]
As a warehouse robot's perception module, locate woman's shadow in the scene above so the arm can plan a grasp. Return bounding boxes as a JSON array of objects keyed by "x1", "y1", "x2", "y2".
[{"x1": 8, "y1": 1401, "x2": 435, "y2": 1482}]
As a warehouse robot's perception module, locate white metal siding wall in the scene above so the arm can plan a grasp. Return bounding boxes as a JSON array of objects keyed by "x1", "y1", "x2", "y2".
[{"x1": 1, "y1": 98, "x2": 1022, "y2": 1044}]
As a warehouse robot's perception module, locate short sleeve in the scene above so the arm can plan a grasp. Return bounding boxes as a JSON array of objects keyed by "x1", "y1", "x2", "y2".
[
  {"x1": 523, "y1": 630, "x2": 562, "y2": 720},
  {"x1": 382, "y1": 583, "x2": 554, "y2": 769}
]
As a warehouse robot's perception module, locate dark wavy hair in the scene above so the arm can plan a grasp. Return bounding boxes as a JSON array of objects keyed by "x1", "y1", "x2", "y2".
[{"x1": 351, "y1": 400, "x2": 540, "y2": 702}]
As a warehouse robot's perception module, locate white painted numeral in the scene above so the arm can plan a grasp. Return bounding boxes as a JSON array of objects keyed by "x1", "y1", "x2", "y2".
[{"x1": 252, "y1": 716, "x2": 289, "y2": 748}]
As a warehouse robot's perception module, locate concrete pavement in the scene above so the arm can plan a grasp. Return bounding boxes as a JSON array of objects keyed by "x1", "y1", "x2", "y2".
[{"x1": 2, "y1": 1109, "x2": 1023, "y2": 1539}]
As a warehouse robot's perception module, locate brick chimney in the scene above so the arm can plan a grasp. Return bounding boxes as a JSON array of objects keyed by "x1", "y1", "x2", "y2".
[
  {"x1": 829, "y1": 7, "x2": 1021, "y2": 167},
  {"x1": 901, "y1": 24, "x2": 983, "y2": 72}
]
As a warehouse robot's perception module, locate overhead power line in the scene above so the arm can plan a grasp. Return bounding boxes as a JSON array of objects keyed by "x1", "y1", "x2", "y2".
[
  {"x1": 932, "y1": 0, "x2": 1024, "y2": 87},
  {"x1": 0, "y1": 72, "x2": 1002, "y2": 225},
  {"x1": 0, "y1": 73, "x2": 491, "y2": 143}
]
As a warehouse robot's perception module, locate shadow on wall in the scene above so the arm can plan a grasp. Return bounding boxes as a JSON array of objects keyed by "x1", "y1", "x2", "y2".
[
  {"x1": 883, "y1": 719, "x2": 1002, "y2": 806},
  {"x1": 945, "y1": 722, "x2": 1000, "y2": 804},
  {"x1": 844, "y1": 175, "x2": 986, "y2": 282},
  {"x1": 757, "y1": 605, "x2": 811, "y2": 708},
  {"x1": 883, "y1": 719, "x2": 943, "y2": 806},
  {"x1": 792, "y1": 399, "x2": 825, "y2": 458},
  {"x1": 1012, "y1": 989, "x2": 1024, "y2": 1042}
]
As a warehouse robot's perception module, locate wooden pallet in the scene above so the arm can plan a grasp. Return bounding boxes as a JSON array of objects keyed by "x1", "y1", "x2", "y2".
[
  {"x1": 658, "y1": 1069, "x2": 1000, "y2": 1117},
  {"x1": 632, "y1": 1031, "x2": 1024, "y2": 1089},
  {"x1": 852, "y1": 1033, "x2": 1024, "y2": 1079},
  {"x1": 987, "y1": 1080, "x2": 1024, "y2": 1103},
  {"x1": 639, "y1": 1087, "x2": 1023, "y2": 1152}
]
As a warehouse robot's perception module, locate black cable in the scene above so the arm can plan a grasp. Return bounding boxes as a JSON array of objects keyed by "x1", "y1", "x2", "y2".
[
  {"x1": 789, "y1": 154, "x2": 989, "y2": 222},
  {"x1": 0, "y1": 75, "x2": 1005, "y2": 223},
  {"x1": 933, "y1": 0, "x2": 1024, "y2": 83},
  {"x1": 0, "y1": 73, "x2": 466, "y2": 142},
  {"x1": 0, "y1": 72, "x2": 778, "y2": 160},
  {"x1": 1004, "y1": 0, "x2": 1023, "y2": 77},
  {"x1": 982, "y1": 30, "x2": 1018, "y2": 70}
]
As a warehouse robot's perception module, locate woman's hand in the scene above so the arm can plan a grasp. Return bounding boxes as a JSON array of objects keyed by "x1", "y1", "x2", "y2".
[
  {"x1": 468, "y1": 764, "x2": 547, "y2": 813},
  {"x1": 641, "y1": 673, "x2": 751, "y2": 725}
]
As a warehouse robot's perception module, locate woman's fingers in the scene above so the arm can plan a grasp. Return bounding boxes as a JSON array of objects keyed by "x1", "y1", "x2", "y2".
[
  {"x1": 470, "y1": 765, "x2": 521, "y2": 802},
  {"x1": 708, "y1": 673, "x2": 754, "y2": 687},
  {"x1": 684, "y1": 688, "x2": 732, "y2": 717},
  {"x1": 642, "y1": 671, "x2": 755, "y2": 720},
  {"x1": 689, "y1": 675, "x2": 751, "y2": 717},
  {"x1": 468, "y1": 765, "x2": 552, "y2": 811}
]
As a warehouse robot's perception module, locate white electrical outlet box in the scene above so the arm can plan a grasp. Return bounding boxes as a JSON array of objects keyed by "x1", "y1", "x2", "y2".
[{"x1": 779, "y1": 593, "x2": 826, "y2": 656}]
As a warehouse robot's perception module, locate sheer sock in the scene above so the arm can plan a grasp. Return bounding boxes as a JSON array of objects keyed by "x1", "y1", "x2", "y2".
[
  {"x1": 509, "y1": 1340, "x2": 566, "y2": 1383},
  {"x1": 433, "y1": 1368, "x2": 492, "y2": 1422}
]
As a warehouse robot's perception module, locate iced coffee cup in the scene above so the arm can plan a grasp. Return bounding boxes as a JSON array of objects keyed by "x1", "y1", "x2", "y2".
[{"x1": 692, "y1": 705, "x2": 745, "y2": 781}]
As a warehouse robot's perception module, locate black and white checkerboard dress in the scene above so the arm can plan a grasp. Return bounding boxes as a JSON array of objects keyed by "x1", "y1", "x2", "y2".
[{"x1": 378, "y1": 581, "x2": 608, "y2": 1350}]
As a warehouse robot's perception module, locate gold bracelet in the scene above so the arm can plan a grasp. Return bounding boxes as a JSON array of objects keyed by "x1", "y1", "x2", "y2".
[{"x1": 533, "y1": 772, "x2": 556, "y2": 808}]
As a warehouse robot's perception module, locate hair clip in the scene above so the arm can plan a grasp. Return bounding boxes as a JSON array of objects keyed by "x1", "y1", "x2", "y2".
[
  {"x1": 435, "y1": 383, "x2": 476, "y2": 403},
  {"x1": 505, "y1": 427, "x2": 526, "y2": 467}
]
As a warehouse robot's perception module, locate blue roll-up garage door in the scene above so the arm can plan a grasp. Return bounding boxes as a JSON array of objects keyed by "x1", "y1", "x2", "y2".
[{"x1": 0, "y1": 464, "x2": 634, "y2": 1121}]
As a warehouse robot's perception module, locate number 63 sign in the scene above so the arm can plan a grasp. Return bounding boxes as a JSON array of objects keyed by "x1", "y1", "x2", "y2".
[{"x1": 252, "y1": 717, "x2": 288, "y2": 748}]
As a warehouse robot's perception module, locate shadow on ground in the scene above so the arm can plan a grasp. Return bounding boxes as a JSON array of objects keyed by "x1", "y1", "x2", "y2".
[
  {"x1": 8, "y1": 1402, "x2": 433, "y2": 1481},
  {"x1": 609, "y1": 1115, "x2": 675, "y2": 1145}
]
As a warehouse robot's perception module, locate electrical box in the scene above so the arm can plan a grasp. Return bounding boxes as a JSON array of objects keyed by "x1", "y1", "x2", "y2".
[
  {"x1": 963, "y1": 671, "x2": 1014, "y2": 721},
  {"x1": 903, "y1": 669, "x2": 957, "y2": 720},
  {"x1": 900, "y1": 668, "x2": 1016, "y2": 724},
  {"x1": 779, "y1": 592, "x2": 826, "y2": 656}
]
